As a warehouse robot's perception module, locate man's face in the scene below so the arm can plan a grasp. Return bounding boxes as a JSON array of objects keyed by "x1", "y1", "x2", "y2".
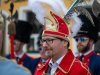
[
  {"x1": 14, "y1": 40, "x2": 24, "y2": 53},
  {"x1": 75, "y1": 36, "x2": 90, "y2": 53},
  {"x1": 41, "y1": 36, "x2": 65, "y2": 59},
  {"x1": 39, "y1": 47, "x2": 49, "y2": 60}
]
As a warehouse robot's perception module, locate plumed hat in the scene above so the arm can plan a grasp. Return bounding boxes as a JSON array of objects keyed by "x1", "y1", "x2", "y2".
[
  {"x1": 75, "y1": 14, "x2": 98, "y2": 42},
  {"x1": 28, "y1": 0, "x2": 79, "y2": 25},
  {"x1": 86, "y1": 6, "x2": 100, "y2": 40},
  {"x1": 42, "y1": 11, "x2": 69, "y2": 41},
  {"x1": 28, "y1": 0, "x2": 80, "y2": 41},
  {"x1": 68, "y1": 6, "x2": 98, "y2": 43},
  {"x1": 15, "y1": 20, "x2": 33, "y2": 43}
]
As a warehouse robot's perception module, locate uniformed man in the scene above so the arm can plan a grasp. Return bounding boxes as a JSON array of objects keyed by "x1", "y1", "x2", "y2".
[
  {"x1": 6, "y1": 20, "x2": 36, "y2": 75},
  {"x1": 34, "y1": 11, "x2": 91, "y2": 75},
  {"x1": 72, "y1": 8, "x2": 100, "y2": 75},
  {"x1": 0, "y1": 14, "x2": 31, "y2": 75}
]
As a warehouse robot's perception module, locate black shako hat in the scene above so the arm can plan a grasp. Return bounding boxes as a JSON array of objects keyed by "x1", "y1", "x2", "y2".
[
  {"x1": 75, "y1": 14, "x2": 98, "y2": 43},
  {"x1": 15, "y1": 20, "x2": 33, "y2": 43}
]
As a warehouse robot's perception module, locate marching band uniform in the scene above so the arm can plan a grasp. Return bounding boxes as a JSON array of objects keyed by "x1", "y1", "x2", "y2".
[{"x1": 78, "y1": 50, "x2": 100, "y2": 75}]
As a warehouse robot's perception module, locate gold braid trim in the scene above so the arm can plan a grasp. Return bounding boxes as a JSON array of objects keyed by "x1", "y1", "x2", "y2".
[
  {"x1": 57, "y1": 58, "x2": 75, "y2": 74},
  {"x1": 79, "y1": 61, "x2": 91, "y2": 75}
]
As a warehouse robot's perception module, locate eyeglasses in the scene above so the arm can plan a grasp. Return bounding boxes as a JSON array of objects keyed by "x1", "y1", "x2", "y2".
[
  {"x1": 40, "y1": 38, "x2": 58, "y2": 44},
  {"x1": 75, "y1": 37, "x2": 89, "y2": 42}
]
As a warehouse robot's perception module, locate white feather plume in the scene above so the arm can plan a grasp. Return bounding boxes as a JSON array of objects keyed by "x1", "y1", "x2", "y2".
[
  {"x1": 28, "y1": 0, "x2": 67, "y2": 25},
  {"x1": 70, "y1": 12, "x2": 82, "y2": 37}
]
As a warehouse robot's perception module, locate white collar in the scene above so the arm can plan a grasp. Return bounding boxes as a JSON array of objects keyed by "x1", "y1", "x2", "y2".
[
  {"x1": 48, "y1": 55, "x2": 65, "y2": 75},
  {"x1": 49, "y1": 55, "x2": 65, "y2": 67},
  {"x1": 80, "y1": 50, "x2": 94, "y2": 56}
]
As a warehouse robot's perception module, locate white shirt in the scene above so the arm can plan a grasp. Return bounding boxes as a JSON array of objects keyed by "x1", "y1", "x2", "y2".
[
  {"x1": 49, "y1": 55, "x2": 65, "y2": 75},
  {"x1": 15, "y1": 52, "x2": 25, "y2": 60}
]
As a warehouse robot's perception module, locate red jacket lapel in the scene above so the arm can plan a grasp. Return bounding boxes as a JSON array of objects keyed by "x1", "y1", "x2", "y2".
[{"x1": 55, "y1": 50, "x2": 75, "y2": 74}]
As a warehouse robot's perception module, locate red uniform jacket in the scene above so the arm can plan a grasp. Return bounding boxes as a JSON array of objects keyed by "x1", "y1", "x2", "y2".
[{"x1": 35, "y1": 50, "x2": 91, "y2": 75}]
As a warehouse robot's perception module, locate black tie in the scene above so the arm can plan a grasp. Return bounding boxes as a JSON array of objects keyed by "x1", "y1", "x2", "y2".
[{"x1": 80, "y1": 55, "x2": 84, "y2": 61}]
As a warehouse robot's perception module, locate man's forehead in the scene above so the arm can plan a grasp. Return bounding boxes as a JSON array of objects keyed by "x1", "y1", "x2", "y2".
[{"x1": 42, "y1": 35, "x2": 56, "y2": 39}]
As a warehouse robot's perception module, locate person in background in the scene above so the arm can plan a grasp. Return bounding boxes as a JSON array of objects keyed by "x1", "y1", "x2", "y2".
[
  {"x1": 0, "y1": 14, "x2": 31, "y2": 75},
  {"x1": 34, "y1": 11, "x2": 91, "y2": 75},
  {"x1": 75, "y1": 15, "x2": 100, "y2": 75},
  {"x1": 32, "y1": 45, "x2": 50, "y2": 75},
  {"x1": 32, "y1": 27, "x2": 50, "y2": 75},
  {"x1": 72, "y1": 10, "x2": 100, "y2": 75},
  {"x1": 6, "y1": 20, "x2": 35, "y2": 75},
  {"x1": 37, "y1": 27, "x2": 50, "y2": 63}
]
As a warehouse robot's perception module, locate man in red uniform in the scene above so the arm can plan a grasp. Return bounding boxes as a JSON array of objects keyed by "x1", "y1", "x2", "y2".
[{"x1": 34, "y1": 11, "x2": 91, "y2": 75}]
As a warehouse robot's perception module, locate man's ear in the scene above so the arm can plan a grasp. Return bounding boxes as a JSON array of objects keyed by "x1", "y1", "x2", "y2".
[{"x1": 63, "y1": 41, "x2": 68, "y2": 48}]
